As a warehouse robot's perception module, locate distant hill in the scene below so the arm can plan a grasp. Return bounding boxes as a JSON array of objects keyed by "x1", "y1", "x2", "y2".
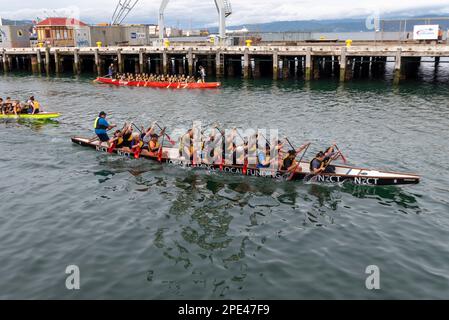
[
  {"x1": 0, "y1": 18, "x2": 33, "y2": 26},
  {"x1": 218, "y1": 15, "x2": 449, "y2": 33}
]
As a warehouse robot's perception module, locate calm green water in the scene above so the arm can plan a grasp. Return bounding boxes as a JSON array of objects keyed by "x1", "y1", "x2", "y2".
[{"x1": 0, "y1": 71, "x2": 449, "y2": 299}]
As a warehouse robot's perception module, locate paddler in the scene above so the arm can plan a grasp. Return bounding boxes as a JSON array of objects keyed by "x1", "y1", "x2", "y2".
[
  {"x1": 257, "y1": 144, "x2": 273, "y2": 169},
  {"x1": 118, "y1": 123, "x2": 134, "y2": 150},
  {"x1": 281, "y1": 143, "x2": 309, "y2": 172},
  {"x1": 179, "y1": 129, "x2": 194, "y2": 160},
  {"x1": 26, "y1": 96, "x2": 41, "y2": 114},
  {"x1": 2, "y1": 97, "x2": 13, "y2": 115},
  {"x1": 310, "y1": 145, "x2": 337, "y2": 174},
  {"x1": 120, "y1": 132, "x2": 143, "y2": 154},
  {"x1": 141, "y1": 131, "x2": 165, "y2": 158},
  {"x1": 92, "y1": 111, "x2": 117, "y2": 146},
  {"x1": 109, "y1": 130, "x2": 124, "y2": 149}
]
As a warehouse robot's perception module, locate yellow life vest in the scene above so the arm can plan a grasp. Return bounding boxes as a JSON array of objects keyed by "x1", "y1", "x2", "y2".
[{"x1": 33, "y1": 101, "x2": 40, "y2": 110}]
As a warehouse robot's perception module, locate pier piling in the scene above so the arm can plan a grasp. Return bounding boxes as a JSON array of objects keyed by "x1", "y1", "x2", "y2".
[
  {"x1": 215, "y1": 51, "x2": 223, "y2": 77},
  {"x1": 394, "y1": 49, "x2": 402, "y2": 84},
  {"x1": 73, "y1": 49, "x2": 80, "y2": 75},
  {"x1": 243, "y1": 49, "x2": 250, "y2": 79},
  {"x1": 339, "y1": 48, "x2": 347, "y2": 82},
  {"x1": 31, "y1": 55, "x2": 38, "y2": 73},
  {"x1": 54, "y1": 50, "x2": 61, "y2": 74},
  {"x1": 36, "y1": 49, "x2": 42, "y2": 74},
  {"x1": 305, "y1": 47, "x2": 312, "y2": 80},
  {"x1": 117, "y1": 49, "x2": 124, "y2": 74},
  {"x1": 139, "y1": 49, "x2": 145, "y2": 74},
  {"x1": 188, "y1": 48, "x2": 194, "y2": 76},
  {"x1": 45, "y1": 47, "x2": 51, "y2": 75},
  {"x1": 162, "y1": 50, "x2": 168, "y2": 75},
  {"x1": 2, "y1": 51, "x2": 8, "y2": 73},
  {"x1": 0, "y1": 44, "x2": 448, "y2": 83}
]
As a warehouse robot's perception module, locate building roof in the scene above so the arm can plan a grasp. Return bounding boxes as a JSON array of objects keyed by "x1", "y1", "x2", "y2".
[{"x1": 37, "y1": 17, "x2": 87, "y2": 27}]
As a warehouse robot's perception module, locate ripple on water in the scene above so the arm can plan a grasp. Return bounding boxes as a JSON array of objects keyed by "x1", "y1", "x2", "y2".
[{"x1": 0, "y1": 74, "x2": 449, "y2": 299}]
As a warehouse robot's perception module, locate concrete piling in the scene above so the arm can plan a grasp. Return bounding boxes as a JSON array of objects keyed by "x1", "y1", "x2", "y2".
[
  {"x1": 117, "y1": 49, "x2": 124, "y2": 74},
  {"x1": 162, "y1": 50, "x2": 168, "y2": 75},
  {"x1": 73, "y1": 49, "x2": 80, "y2": 75},
  {"x1": 272, "y1": 51, "x2": 279, "y2": 80},
  {"x1": 188, "y1": 48, "x2": 194, "y2": 76},
  {"x1": 394, "y1": 49, "x2": 402, "y2": 85},
  {"x1": 215, "y1": 51, "x2": 223, "y2": 77},
  {"x1": 54, "y1": 50, "x2": 61, "y2": 74},
  {"x1": 282, "y1": 58, "x2": 289, "y2": 79},
  {"x1": 2, "y1": 51, "x2": 8, "y2": 73},
  {"x1": 305, "y1": 47, "x2": 312, "y2": 80},
  {"x1": 339, "y1": 47, "x2": 347, "y2": 82},
  {"x1": 139, "y1": 49, "x2": 145, "y2": 74},
  {"x1": 31, "y1": 55, "x2": 38, "y2": 73},
  {"x1": 243, "y1": 48, "x2": 250, "y2": 79},
  {"x1": 45, "y1": 47, "x2": 51, "y2": 75},
  {"x1": 36, "y1": 49, "x2": 42, "y2": 74},
  {"x1": 94, "y1": 48, "x2": 102, "y2": 76}
]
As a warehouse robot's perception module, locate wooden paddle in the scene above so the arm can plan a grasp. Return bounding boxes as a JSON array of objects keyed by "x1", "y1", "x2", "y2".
[
  {"x1": 155, "y1": 123, "x2": 176, "y2": 145},
  {"x1": 286, "y1": 143, "x2": 311, "y2": 181},
  {"x1": 158, "y1": 132, "x2": 166, "y2": 163},
  {"x1": 335, "y1": 144, "x2": 347, "y2": 164}
]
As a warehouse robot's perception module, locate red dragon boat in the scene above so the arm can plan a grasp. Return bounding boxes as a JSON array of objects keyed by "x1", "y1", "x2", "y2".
[{"x1": 94, "y1": 77, "x2": 221, "y2": 89}]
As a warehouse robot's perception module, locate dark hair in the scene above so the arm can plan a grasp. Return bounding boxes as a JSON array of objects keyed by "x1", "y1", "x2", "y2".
[
  {"x1": 151, "y1": 134, "x2": 159, "y2": 139},
  {"x1": 99, "y1": 111, "x2": 107, "y2": 117},
  {"x1": 316, "y1": 151, "x2": 325, "y2": 158},
  {"x1": 288, "y1": 150, "x2": 296, "y2": 156}
]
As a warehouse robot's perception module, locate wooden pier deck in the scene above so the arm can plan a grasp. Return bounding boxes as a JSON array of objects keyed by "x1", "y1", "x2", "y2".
[{"x1": 2, "y1": 44, "x2": 449, "y2": 82}]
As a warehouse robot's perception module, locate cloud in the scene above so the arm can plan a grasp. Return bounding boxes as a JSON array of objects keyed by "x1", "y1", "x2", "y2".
[{"x1": 1, "y1": 0, "x2": 449, "y2": 27}]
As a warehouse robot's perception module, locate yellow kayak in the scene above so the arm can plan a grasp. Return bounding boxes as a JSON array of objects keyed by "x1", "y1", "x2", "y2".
[{"x1": 0, "y1": 113, "x2": 61, "y2": 119}]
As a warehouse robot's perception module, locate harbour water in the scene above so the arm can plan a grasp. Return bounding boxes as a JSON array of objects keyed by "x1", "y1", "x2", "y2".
[{"x1": 0, "y1": 71, "x2": 448, "y2": 299}]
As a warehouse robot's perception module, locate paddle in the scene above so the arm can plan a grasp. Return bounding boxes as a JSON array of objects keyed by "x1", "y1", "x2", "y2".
[
  {"x1": 131, "y1": 122, "x2": 143, "y2": 134},
  {"x1": 259, "y1": 132, "x2": 271, "y2": 149},
  {"x1": 158, "y1": 132, "x2": 166, "y2": 163},
  {"x1": 155, "y1": 123, "x2": 176, "y2": 145},
  {"x1": 134, "y1": 146, "x2": 141, "y2": 159},
  {"x1": 335, "y1": 144, "x2": 347, "y2": 164},
  {"x1": 286, "y1": 143, "x2": 311, "y2": 181},
  {"x1": 285, "y1": 137, "x2": 296, "y2": 151}
]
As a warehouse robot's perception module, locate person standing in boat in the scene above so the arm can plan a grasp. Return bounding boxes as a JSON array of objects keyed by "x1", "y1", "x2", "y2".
[
  {"x1": 107, "y1": 64, "x2": 115, "y2": 78},
  {"x1": 198, "y1": 66, "x2": 206, "y2": 83},
  {"x1": 92, "y1": 111, "x2": 117, "y2": 146}
]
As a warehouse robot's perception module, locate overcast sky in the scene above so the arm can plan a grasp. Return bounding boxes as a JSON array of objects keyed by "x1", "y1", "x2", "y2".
[{"x1": 1, "y1": 0, "x2": 449, "y2": 27}]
